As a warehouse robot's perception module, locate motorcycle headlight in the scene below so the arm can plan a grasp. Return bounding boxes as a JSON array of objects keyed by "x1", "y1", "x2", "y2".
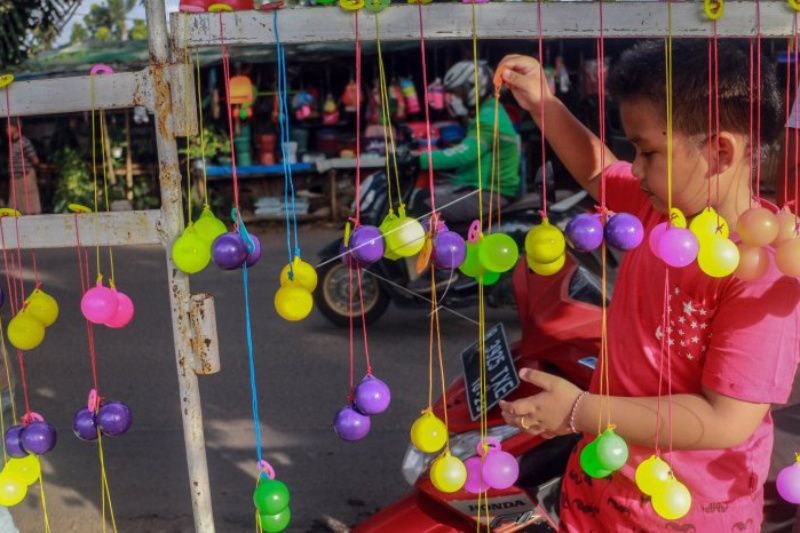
[{"x1": 401, "y1": 425, "x2": 521, "y2": 485}]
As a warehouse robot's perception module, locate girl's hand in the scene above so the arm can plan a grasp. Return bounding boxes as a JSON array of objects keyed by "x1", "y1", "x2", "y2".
[
  {"x1": 499, "y1": 369, "x2": 583, "y2": 437},
  {"x1": 496, "y1": 54, "x2": 553, "y2": 115}
]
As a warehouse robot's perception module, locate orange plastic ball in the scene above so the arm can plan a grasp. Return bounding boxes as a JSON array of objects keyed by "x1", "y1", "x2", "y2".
[
  {"x1": 775, "y1": 208, "x2": 799, "y2": 245},
  {"x1": 776, "y1": 238, "x2": 800, "y2": 277},
  {"x1": 734, "y1": 244, "x2": 770, "y2": 281},
  {"x1": 736, "y1": 207, "x2": 779, "y2": 247}
]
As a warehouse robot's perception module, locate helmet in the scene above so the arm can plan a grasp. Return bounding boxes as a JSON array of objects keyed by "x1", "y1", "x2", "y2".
[{"x1": 443, "y1": 60, "x2": 493, "y2": 108}]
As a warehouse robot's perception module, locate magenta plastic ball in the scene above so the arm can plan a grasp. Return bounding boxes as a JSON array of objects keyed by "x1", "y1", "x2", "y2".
[
  {"x1": 566, "y1": 214, "x2": 604, "y2": 252},
  {"x1": 648, "y1": 222, "x2": 668, "y2": 258},
  {"x1": 105, "y1": 289, "x2": 134, "y2": 328},
  {"x1": 98, "y1": 401, "x2": 133, "y2": 437},
  {"x1": 333, "y1": 405, "x2": 371, "y2": 442},
  {"x1": 20, "y1": 421, "x2": 57, "y2": 455},
  {"x1": 481, "y1": 450, "x2": 519, "y2": 490},
  {"x1": 212, "y1": 232, "x2": 249, "y2": 270},
  {"x1": 4, "y1": 425, "x2": 26, "y2": 458},
  {"x1": 81, "y1": 284, "x2": 119, "y2": 324},
  {"x1": 464, "y1": 456, "x2": 488, "y2": 494},
  {"x1": 658, "y1": 227, "x2": 699, "y2": 268},
  {"x1": 605, "y1": 213, "x2": 644, "y2": 251},
  {"x1": 353, "y1": 375, "x2": 391, "y2": 415},
  {"x1": 73, "y1": 408, "x2": 98, "y2": 442},
  {"x1": 245, "y1": 234, "x2": 262, "y2": 268},
  {"x1": 350, "y1": 226, "x2": 385, "y2": 265},
  {"x1": 777, "y1": 463, "x2": 800, "y2": 504},
  {"x1": 433, "y1": 231, "x2": 467, "y2": 270}
]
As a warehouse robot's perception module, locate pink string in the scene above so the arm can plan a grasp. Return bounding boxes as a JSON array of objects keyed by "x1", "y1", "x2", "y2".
[
  {"x1": 749, "y1": 39, "x2": 754, "y2": 207},
  {"x1": 756, "y1": 0, "x2": 763, "y2": 201},
  {"x1": 784, "y1": 24, "x2": 793, "y2": 208},
  {"x1": 218, "y1": 14, "x2": 241, "y2": 224},
  {"x1": 354, "y1": 12, "x2": 363, "y2": 224},
  {"x1": 418, "y1": 3, "x2": 436, "y2": 214},
  {"x1": 74, "y1": 214, "x2": 100, "y2": 394},
  {"x1": 354, "y1": 266, "x2": 372, "y2": 375},
  {"x1": 654, "y1": 269, "x2": 669, "y2": 455},
  {"x1": 347, "y1": 254, "x2": 355, "y2": 402}
]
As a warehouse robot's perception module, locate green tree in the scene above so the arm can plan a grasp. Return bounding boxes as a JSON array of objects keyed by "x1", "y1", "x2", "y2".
[
  {"x1": 129, "y1": 19, "x2": 147, "y2": 41},
  {"x1": 83, "y1": 0, "x2": 138, "y2": 42},
  {"x1": 0, "y1": 0, "x2": 81, "y2": 65},
  {"x1": 69, "y1": 22, "x2": 89, "y2": 45}
]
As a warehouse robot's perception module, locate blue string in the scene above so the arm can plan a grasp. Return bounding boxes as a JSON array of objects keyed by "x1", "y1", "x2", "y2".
[
  {"x1": 242, "y1": 261, "x2": 263, "y2": 464},
  {"x1": 274, "y1": 11, "x2": 301, "y2": 272}
]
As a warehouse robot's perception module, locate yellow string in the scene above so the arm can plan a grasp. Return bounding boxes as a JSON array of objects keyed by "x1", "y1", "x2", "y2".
[
  {"x1": 97, "y1": 430, "x2": 119, "y2": 533},
  {"x1": 98, "y1": 112, "x2": 117, "y2": 286},
  {"x1": 375, "y1": 16, "x2": 403, "y2": 210},
  {"x1": 90, "y1": 77, "x2": 102, "y2": 280},
  {"x1": 666, "y1": 2, "x2": 674, "y2": 213},
  {"x1": 37, "y1": 473, "x2": 52, "y2": 533},
  {"x1": 183, "y1": 14, "x2": 194, "y2": 223},
  {"x1": 196, "y1": 51, "x2": 209, "y2": 207}
]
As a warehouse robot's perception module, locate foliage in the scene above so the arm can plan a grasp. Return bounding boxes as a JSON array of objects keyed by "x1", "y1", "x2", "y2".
[
  {"x1": 52, "y1": 147, "x2": 94, "y2": 214},
  {"x1": 72, "y1": 0, "x2": 143, "y2": 43},
  {"x1": 179, "y1": 126, "x2": 232, "y2": 161},
  {"x1": 68, "y1": 23, "x2": 88, "y2": 45},
  {"x1": 129, "y1": 20, "x2": 148, "y2": 41},
  {"x1": 0, "y1": 0, "x2": 81, "y2": 66}
]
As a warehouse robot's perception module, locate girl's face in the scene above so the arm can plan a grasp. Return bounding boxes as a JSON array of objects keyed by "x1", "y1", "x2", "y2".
[{"x1": 619, "y1": 99, "x2": 711, "y2": 217}]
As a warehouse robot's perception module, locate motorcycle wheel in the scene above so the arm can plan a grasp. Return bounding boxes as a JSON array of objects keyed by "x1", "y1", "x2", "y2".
[{"x1": 314, "y1": 261, "x2": 390, "y2": 327}]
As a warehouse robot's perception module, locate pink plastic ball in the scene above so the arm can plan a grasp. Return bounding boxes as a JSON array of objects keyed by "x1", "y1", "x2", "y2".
[
  {"x1": 464, "y1": 456, "x2": 488, "y2": 495},
  {"x1": 105, "y1": 289, "x2": 134, "y2": 329},
  {"x1": 734, "y1": 244, "x2": 770, "y2": 281},
  {"x1": 776, "y1": 239, "x2": 800, "y2": 277},
  {"x1": 648, "y1": 222, "x2": 668, "y2": 258},
  {"x1": 777, "y1": 461, "x2": 800, "y2": 504},
  {"x1": 81, "y1": 282, "x2": 119, "y2": 324},
  {"x1": 657, "y1": 227, "x2": 699, "y2": 268},
  {"x1": 481, "y1": 450, "x2": 519, "y2": 490},
  {"x1": 736, "y1": 206, "x2": 779, "y2": 247}
]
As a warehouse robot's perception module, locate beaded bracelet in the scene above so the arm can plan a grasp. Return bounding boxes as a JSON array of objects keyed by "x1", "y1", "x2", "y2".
[{"x1": 568, "y1": 391, "x2": 589, "y2": 434}]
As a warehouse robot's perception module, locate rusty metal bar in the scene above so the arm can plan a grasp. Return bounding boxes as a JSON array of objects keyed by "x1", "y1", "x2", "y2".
[{"x1": 145, "y1": 1, "x2": 216, "y2": 532}]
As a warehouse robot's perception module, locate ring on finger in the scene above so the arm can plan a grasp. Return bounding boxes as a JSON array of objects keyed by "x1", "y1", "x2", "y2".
[{"x1": 520, "y1": 416, "x2": 531, "y2": 430}]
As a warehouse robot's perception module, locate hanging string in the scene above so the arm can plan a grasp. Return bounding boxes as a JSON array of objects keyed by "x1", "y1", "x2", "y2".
[
  {"x1": 274, "y1": 11, "x2": 301, "y2": 265},
  {"x1": 417, "y1": 4, "x2": 436, "y2": 214},
  {"x1": 755, "y1": 0, "x2": 763, "y2": 201},
  {"x1": 784, "y1": 24, "x2": 793, "y2": 207},
  {"x1": 98, "y1": 112, "x2": 117, "y2": 285},
  {"x1": 713, "y1": 20, "x2": 722, "y2": 225},
  {"x1": 90, "y1": 77, "x2": 104, "y2": 280},
  {"x1": 749, "y1": 39, "x2": 755, "y2": 207},
  {"x1": 12, "y1": 118, "x2": 40, "y2": 286},
  {"x1": 183, "y1": 14, "x2": 195, "y2": 225},
  {"x1": 375, "y1": 15, "x2": 403, "y2": 211},
  {"x1": 196, "y1": 51, "x2": 209, "y2": 207},
  {"x1": 354, "y1": 11, "x2": 363, "y2": 225},
  {"x1": 794, "y1": 14, "x2": 800, "y2": 212},
  {"x1": 218, "y1": 15, "x2": 241, "y2": 220},
  {"x1": 537, "y1": 0, "x2": 548, "y2": 216}
]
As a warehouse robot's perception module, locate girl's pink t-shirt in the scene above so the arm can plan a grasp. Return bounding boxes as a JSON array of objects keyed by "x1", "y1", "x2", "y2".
[{"x1": 560, "y1": 161, "x2": 800, "y2": 532}]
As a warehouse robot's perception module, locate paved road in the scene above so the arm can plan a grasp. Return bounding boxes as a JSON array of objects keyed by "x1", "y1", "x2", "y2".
[{"x1": 7, "y1": 227, "x2": 519, "y2": 533}]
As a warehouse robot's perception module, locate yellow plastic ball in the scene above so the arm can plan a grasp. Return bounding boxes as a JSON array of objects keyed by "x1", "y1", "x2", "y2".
[
  {"x1": 172, "y1": 229, "x2": 212, "y2": 274},
  {"x1": 689, "y1": 207, "x2": 729, "y2": 241},
  {"x1": 193, "y1": 207, "x2": 228, "y2": 245},
  {"x1": 527, "y1": 253, "x2": 566, "y2": 276},
  {"x1": 384, "y1": 216, "x2": 426, "y2": 257},
  {"x1": 410, "y1": 410, "x2": 447, "y2": 453},
  {"x1": 280, "y1": 258, "x2": 318, "y2": 292},
  {"x1": 525, "y1": 218, "x2": 566, "y2": 264},
  {"x1": 379, "y1": 215, "x2": 402, "y2": 260},
  {"x1": 635, "y1": 455, "x2": 671, "y2": 496},
  {"x1": 0, "y1": 470, "x2": 26, "y2": 506},
  {"x1": 8, "y1": 312, "x2": 45, "y2": 351},
  {"x1": 5, "y1": 455, "x2": 40, "y2": 486},
  {"x1": 651, "y1": 478, "x2": 692, "y2": 520},
  {"x1": 274, "y1": 284, "x2": 313, "y2": 322},
  {"x1": 429, "y1": 452, "x2": 467, "y2": 493},
  {"x1": 24, "y1": 288, "x2": 59, "y2": 327},
  {"x1": 697, "y1": 236, "x2": 740, "y2": 278},
  {"x1": 669, "y1": 208, "x2": 687, "y2": 229}
]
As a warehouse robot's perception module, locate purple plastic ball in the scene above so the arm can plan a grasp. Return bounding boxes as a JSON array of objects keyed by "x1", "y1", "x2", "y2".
[
  {"x1": 333, "y1": 405, "x2": 371, "y2": 441},
  {"x1": 566, "y1": 214, "x2": 604, "y2": 252},
  {"x1": 648, "y1": 222, "x2": 668, "y2": 258},
  {"x1": 657, "y1": 227, "x2": 699, "y2": 268},
  {"x1": 4, "y1": 425, "x2": 26, "y2": 458},
  {"x1": 20, "y1": 421, "x2": 57, "y2": 455},
  {"x1": 212, "y1": 232, "x2": 249, "y2": 270},
  {"x1": 777, "y1": 462, "x2": 800, "y2": 504},
  {"x1": 350, "y1": 226, "x2": 385, "y2": 265},
  {"x1": 464, "y1": 456, "x2": 488, "y2": 494},
  {"x1": 481, "y1": 450, "x2": 520, "y2": 490},
  {"x1": 245, "y1": 234, "x2": 262, "y2": 268},
  {"x1": 73, "y1": 408, "x2": 98, "y2": 442},
  {"x1": 98, "y1": 401, "x2": 133, "y2": 437},
  {"x1": 605, "y1": 213, "x2": 644, "y2": 251},
  {"x1": 433, "y1": 231, "x2": 467, "y2": 270},
  {"x1": 353, "y1": 375, "x2": 391, "y2": 415},
  {"x1": 422, "y1": 218, "x2": 449, "y2": 234}
]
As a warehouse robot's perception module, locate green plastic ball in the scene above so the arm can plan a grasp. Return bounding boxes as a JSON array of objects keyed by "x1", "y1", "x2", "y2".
[
  {"x1": 580, "y1": 438, "x2": 611, "y2": 479},
  {"x1": 595, "y1": 429, "x2": 629, "y2": 472},
  {"x1": 477, "y1": 271, "x2": 501, "y2": 286},
  {"x1": 172, "y1": 228, "x2": 211, "y2": 274},
  {"x1": 258, "y1": 507, "x2": 291, "y2": 533},
  {"x1": 253, "y1": 479, "x2": 290, "y2": 516},
  {"x1": 459, "y1": 242, "x2": 483, "y2": 277},
  {"x1": 193, "y1": 207, "x2": 228, "y2": 245},
  {"x1": 478, "y1": 233, "x2": 519, "y2": 273}
]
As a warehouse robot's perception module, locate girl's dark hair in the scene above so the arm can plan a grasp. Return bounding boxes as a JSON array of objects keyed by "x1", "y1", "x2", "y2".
[{"x1": 607, "y1": 40, "x2": 783, "y2": 145}]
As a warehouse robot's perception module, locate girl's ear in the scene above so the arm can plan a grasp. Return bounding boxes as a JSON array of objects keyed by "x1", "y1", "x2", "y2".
[{"x1": 706, "y1": 132, "x2": 739, "y2": 176}]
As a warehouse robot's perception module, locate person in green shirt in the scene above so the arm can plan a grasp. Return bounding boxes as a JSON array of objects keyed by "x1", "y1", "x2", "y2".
[{"x1": 419, "y1": 60, "x2": 522, "y2": 222}]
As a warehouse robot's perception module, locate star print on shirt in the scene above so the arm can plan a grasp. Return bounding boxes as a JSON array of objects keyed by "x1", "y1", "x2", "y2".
[{"x1": 653, "y1": 286, "x2": 716, "y2": 362}]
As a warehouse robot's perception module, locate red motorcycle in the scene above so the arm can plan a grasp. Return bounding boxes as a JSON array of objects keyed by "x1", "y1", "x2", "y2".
[{"x1": 355, "y1": 252, "x2": 605, "y2": 532}]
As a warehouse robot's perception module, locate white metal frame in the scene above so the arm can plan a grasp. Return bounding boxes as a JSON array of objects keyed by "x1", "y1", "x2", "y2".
[{"x1": 1, "y1": 1, "x2": 797, "y2": 532}]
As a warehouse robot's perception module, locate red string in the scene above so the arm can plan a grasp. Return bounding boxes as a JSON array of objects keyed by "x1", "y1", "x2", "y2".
[
  {"x1": 14, "y1": 119, "x2": 40, "y2": 285},
  {"x1": 749, "y1": 39, "x2": 754, "y2": 207},
  {"x1": 354, "y1": 12, "x2": 363, "y2": 224},
  {"x1": 74, "y1": 215, "x2": 100, "y2": 393},
  {"x1": 537, "y1": 0, "x2": 548, "y2": 216},
  {"x1": 418, "y1": 3, "x2": 436, "y2": 214},
  {"x1": 756, "y1": 0, "x2": 763, "y2": 201},
  {"x1": 654, "y1": 269, "x2": 669, "y2": 455},
  {"x1": 597, "y1": 0, "x2": 607, "y2": 211},
  {"x1": 347, "y1": 255, "x2": 355, "y2": 402},
  {"x1": 0, "y1": 225, "x2": 18, "y2": 317},
  {"x1": 794, "y1": 16, "x2": 800, "y2": 212},
  {"x1": 354, "y1": 267, "x2": 372, "y2": 375},
  {"x1": 784, "y1": 28, "x2": 792, "y2": 208},
  {"x1": 708, "y1": 40, "x2": 714, "y2": 208},
  {"x1": 714, "y1": 25, "x2": 721, "y2": 224},
  {"x1": 218, "y1": 14, "x2": 240, "y2": 224}
]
